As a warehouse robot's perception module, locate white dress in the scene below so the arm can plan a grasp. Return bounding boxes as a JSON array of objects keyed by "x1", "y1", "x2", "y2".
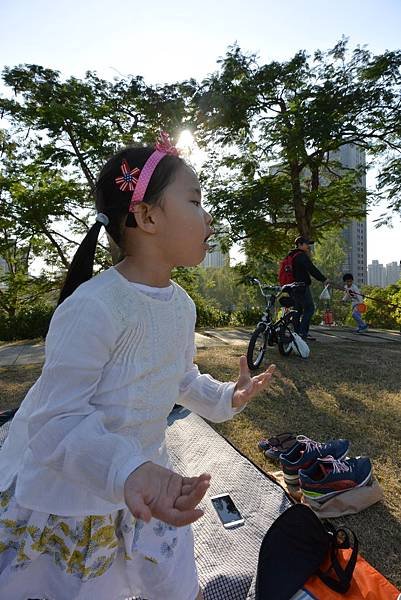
[{"x1": 0, "y1": 270, "x2": 238, "y2": 600}]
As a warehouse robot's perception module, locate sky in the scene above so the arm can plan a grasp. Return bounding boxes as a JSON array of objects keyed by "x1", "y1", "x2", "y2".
[{"x1": 1, "y1": 0, "x2": 401, "y2": 265}]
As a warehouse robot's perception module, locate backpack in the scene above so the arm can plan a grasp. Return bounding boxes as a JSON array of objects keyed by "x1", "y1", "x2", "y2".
[
  {"x1": 254, "y1": 504, "x2": 400, "y2": 600},
  {"x1": 278, "y1": 251, "x2": 302, "y2": 286}
]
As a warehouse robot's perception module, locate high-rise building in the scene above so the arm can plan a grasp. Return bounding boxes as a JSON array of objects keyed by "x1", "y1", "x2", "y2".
[
  {"x1": 201, "y1": 246, "x2": 229, "y2": 268},
  {"x1": 329, "y1": 145, "x2": 367, "y2": 286},
  {"x1": 385, "y1": 261, "x2": 401, "y2": 286},
  {"x1": 368, "y1": 260, "x2": 385, "y2": 287}
]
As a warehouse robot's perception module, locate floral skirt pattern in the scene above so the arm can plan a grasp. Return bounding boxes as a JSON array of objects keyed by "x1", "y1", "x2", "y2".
[{"x1": 0, "y1": 479, "x2": 198, "y2": 600}]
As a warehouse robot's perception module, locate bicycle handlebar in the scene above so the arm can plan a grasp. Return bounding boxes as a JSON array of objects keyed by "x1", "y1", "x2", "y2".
[{"x1": 250, "y1": 277, "x2": 305, "y2": 298}]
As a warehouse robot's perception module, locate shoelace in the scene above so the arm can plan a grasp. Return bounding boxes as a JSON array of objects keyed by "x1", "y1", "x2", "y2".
[
  {"x1": 319, "y1": 455, "x2": 351, "y2": 474},
  {"x1": 296, "y1": 435, "x2": 324, "y2": 454}
]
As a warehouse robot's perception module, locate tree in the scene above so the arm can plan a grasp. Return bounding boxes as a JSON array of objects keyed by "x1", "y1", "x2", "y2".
[
  {"x1": 193, "y1": 265, "x2": 262, "y2": 313},
  {"x1": 0, "y1": 66, "x2": 195, "y2": 317},
  {"x1": 310, "y1": 230, "x2": 350, "y2": 324},
  {"x1": 362, "y1": 284, "x2": 401, "y2": 329},
  {"x1": 195, "y1": 40, "x2": 401, "y2": 256},
  {"x1": 313, "y1": 229, "x2": 347, "y2": 283}
]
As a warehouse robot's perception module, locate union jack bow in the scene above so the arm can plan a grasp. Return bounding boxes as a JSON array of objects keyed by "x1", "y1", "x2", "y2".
[{"x1": 115, "y1": 159, "x2": 141, "y2": 192}]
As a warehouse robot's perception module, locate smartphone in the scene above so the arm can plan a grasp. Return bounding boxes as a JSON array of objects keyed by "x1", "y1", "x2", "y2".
[{"x1": 210, "y1": 493, "x2": 244, "y2": 528}]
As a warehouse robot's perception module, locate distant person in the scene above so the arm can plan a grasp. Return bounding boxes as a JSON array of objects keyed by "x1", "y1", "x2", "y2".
[
  {"x1": 342, "y1": 273, "x2": 368, "y2": 333},
  {"x1": 288, "y1": 237, "x2": 329, "y2": 341}
]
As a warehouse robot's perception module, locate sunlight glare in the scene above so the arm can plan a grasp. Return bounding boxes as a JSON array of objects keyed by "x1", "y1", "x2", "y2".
[{"x1": 176, "y1": 129, "x2": 207, "y2": 168}]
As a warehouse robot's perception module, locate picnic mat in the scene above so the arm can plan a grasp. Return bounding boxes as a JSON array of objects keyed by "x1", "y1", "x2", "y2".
[
  {"x1": 0, "y1": 410, "x2": 292, "y2": 599},
  {"x1": 166, "y1": 408, "x2": 292, "y2": 600}
]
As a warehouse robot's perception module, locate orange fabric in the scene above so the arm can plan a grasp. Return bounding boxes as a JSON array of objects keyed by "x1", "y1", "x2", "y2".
[
  {"x1": 357, "y1": 303, "x2": 367, "y2": 313},
  {"x1": 304, "y1": 549, "x2": 400, "y2": 599}
]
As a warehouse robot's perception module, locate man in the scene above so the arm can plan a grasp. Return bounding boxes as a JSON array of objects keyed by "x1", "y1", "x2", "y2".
[{"x1": 289, "y1": 236, "x2": 329, "y2": 341}]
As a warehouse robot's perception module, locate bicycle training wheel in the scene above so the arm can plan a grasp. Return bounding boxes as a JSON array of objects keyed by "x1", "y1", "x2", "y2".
[
  {"x1": 247, "y1": 324, "x2": 267, "y2": 370},
  {"x1": 278, "y1": 326, "x2": 294, "y2": 357}
]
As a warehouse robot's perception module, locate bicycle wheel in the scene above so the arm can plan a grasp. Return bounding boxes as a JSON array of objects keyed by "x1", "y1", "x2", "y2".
[
  {"x1": 277, "y1": 325, "x2": 294, "y2": 356},
  {"x1": 247, "y1": 324, "x2": 267, "y2": 370}
]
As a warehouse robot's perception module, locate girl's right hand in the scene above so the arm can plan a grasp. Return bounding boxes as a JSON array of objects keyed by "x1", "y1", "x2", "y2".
[{"x1": 124, "y1": 462, "x2": 211, "y2": 527}]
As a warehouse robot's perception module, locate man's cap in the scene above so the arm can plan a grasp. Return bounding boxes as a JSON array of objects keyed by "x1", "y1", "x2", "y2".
[{"x1": 295, "y1": 236, "x2": 314, "y2": 246}]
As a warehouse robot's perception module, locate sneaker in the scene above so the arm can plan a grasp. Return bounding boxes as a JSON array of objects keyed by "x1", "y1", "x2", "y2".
[
  {"x1": 299, "y1": 455, "x2": 372, "y2": 503},
  {"x1": 357, "y1": 324, "x2": 368, "y2": 333},
  {"x1": 279, "y1": 435, "x2": 350, "y2": 488},
  {"x1": 258, "y1": 433, "x2": 297, "y2": 461}
]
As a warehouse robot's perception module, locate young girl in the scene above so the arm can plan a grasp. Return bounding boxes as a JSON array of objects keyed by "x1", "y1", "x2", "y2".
[
  {"x1": 342, "y1": 273, "x2": 368, "y2": 333},
  {"x1": 0, "y1": 133, "x2": 275, "y2": 600}
]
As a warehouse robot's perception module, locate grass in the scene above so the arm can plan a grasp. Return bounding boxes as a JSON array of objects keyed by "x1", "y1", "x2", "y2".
[
  {"x1": 0, "y1": 364, "x2": 43, "y2": 412},
  {"x1": 0, "y1": 337, "x2": 43, "y2": 348},
  {"x1": 0, "y1": 339, "x2": 400, "y2": 588},
  {"x1": 196, "y1": 342, "x2": 401, "y2": 589}
]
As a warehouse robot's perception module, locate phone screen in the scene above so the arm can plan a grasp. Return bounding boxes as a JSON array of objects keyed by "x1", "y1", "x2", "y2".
[{"x1": 211, "y1": 495, "x2": 243, "y2": 525}]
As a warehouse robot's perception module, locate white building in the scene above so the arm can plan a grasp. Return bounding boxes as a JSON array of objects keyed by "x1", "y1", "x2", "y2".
[
  {"x1": 368, "y1": 260, "x2": 385, "y2": 287},
  {"x1": 385, "y1": 261, "x2": 401, "y2": 286},
  {"x1": 201, "y1": 244, "x2": 229, "y2": 268},
  {"x1": 329, "y1": 145, "x2": 367, "y2": 286}
]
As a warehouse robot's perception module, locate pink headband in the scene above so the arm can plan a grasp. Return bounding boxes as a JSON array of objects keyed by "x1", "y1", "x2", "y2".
[{"x1": 115, "y1": 132, "x2": 180, "y2": 213}]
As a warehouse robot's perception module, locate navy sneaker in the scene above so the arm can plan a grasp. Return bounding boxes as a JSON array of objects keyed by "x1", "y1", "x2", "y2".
[
  {"x1": 258, "y1": 433, "x2": 297, "y2": 461},
  {"x1": 280, "y1": 435, "x2": 350, "y2": 488},
  {"x1": 299, "y1": 455, "x2": 373, "y2": 503},
  {"x1": 357, "y1": 324, "x2": 369, "y2": 333}
]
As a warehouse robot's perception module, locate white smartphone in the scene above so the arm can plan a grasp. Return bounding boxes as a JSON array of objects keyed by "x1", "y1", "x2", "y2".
[{"x1": 210, "y1": 493, "x2": 245, "y2": 529}]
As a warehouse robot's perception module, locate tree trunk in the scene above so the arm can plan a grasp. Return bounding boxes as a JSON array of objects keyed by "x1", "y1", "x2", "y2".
[
  {"x1": 40, "y1": 226, "x2": 70, "y2": 268},
  {"x1": 289, "y1": 161, "x2": 311, "y2": 238},
  {"x1": 64, "y1": 122, "x2": 96, "y2": 192}
]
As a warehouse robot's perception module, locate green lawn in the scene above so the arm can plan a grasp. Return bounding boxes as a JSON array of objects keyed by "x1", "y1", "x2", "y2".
[{"x1": 196, "y1": 342, "x2": 401, "y2": 589}]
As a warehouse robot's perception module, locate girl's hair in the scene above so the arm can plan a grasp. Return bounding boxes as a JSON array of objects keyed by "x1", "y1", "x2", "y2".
[
  {"x1": 57, "y1": 146, "x2": 185, "y2": 305},
  {"x1": 342, "y1": 273, "x2": 354, "y2": 281}
]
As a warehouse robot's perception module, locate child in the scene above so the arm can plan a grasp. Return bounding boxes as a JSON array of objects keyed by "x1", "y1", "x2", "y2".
[
  {"x1": 0, "y1": 133, "x2": 275, "y2": 600},
  {"x1": 342, "y1": 273, "x2": 368, "y2": 333}
]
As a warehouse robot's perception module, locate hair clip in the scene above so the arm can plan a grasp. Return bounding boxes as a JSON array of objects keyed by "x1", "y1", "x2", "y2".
[{"x1": 115, "y1": 159, "x2": 141, "y2": 192}]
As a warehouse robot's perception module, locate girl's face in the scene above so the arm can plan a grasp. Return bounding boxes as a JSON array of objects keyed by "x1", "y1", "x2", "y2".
[
  {"x1": 345, "y1": 279, "x2": 353, "y2": 287},
  {"x1": 154, "y1": 164, "x2": 213, "y2": 268}
]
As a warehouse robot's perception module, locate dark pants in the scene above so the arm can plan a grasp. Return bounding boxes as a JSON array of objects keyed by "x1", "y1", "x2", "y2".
[{"x1": 294, "y1": 285, "x2": 315, "y2": 337}]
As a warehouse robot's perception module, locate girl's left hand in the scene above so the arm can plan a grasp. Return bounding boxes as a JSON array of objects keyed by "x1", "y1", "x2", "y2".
[{"x1": 232, "y1": 356, "x2": 276, "y2": 410}]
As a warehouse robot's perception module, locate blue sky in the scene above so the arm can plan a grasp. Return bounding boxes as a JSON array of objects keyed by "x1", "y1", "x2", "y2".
[{"x1": 1, "y1": 0, "x2": 401, "y2": 264}]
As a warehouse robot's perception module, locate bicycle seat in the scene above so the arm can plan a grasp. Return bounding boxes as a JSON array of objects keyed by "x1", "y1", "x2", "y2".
[
  {"x1": 279, "y1": 296, "x2": 295, "y2": 308},
  {"x1": 280, "y1": 282, "x2": 306, "y2": 294}
]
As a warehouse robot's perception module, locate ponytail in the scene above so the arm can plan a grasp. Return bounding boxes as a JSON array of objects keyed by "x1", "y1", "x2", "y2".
[{"x1": 57, "y1": 214, "x2": 108, "y2": 306}]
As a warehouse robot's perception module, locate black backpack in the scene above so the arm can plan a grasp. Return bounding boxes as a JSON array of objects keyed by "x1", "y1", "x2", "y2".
[{"x1": 255, "y1": 504, "x2": 358, "y2": 600}]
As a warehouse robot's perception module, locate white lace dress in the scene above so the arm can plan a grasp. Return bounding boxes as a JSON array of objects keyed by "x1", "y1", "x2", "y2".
[{"x1": 0, "y1": 273, "x2": 237, "y2": 600}]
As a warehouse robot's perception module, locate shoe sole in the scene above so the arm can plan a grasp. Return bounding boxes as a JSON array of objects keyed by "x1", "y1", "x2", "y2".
[
  {"x1": 264, "y1": 450, "x2": 282, "y2": 461},
  {"x1": 282, "y1": 445, "x2": 350, "y2": 487},
  {"x1": 302, "y1": 468, "x2": 373, "y2": 503}
]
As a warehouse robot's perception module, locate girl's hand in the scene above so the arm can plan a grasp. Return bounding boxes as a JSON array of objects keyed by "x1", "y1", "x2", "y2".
[
  {"x1": 232, "y1": 356, "x2": 276, "y2": 410},
  {"x1": 124, "y1": 462, "x2": 211, "y2": 526}
]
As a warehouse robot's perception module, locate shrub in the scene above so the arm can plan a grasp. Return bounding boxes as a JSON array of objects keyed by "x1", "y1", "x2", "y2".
[
  {"x1": 0, "y1": 303, "x2": 54, "y2": 341},
  {"x1": 230, "y1": 306, "x2": 262, "y2": 326},
  {"x1": 192, "y1": 292, "x2": 231, "y2": 327}
]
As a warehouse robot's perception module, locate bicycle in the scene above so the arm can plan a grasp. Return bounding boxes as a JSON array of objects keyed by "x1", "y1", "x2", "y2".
[{"x1": 246, "y1": 278, "x2": 306, "y2": 370}]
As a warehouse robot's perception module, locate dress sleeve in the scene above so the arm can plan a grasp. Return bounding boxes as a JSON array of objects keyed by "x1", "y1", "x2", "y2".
[
  {"x1": 27, "y1": 293, "x2": 147, "y2": 505},
  {"x1": 177, "y1": 310, "x2": 242, "y2": 423}
]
